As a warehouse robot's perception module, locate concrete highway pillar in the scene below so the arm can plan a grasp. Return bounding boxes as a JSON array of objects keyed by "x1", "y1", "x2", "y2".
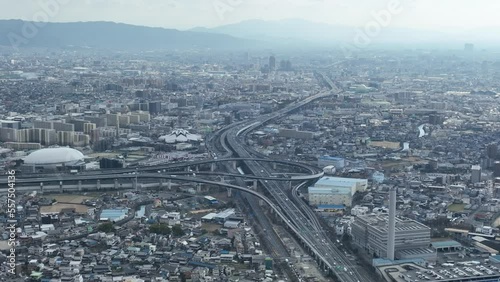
[
  {"x1": 232, "y1": 161, "x2": 237, "y2": 170},
  {"x1": 40, "y1": 182, "x2": 43, "y2": 193},
  {"x1": 97, "y1": 180, "x2": 101, "y2": 190},
  {"x1": 220, "y1": 176, "x2": 225, "y2": 183},
  {"x1": 196, "y1": 183, "x2": 202, "y2": 193},
  {"x1": 159, "y1": 179, "x2": 163, "y2": 189},
  {"x1": 253, "y1": 180, "x2": 258, "y2": 190},
  {"x1": 78, "y1": 180, "x2": 82, "y2": 192},
  {"x1": 272, "y1": 163, "x2": 277, "y2": 170},
  {"x1": 195, "y1": 165, "x2": 199, "y2": 172},
  {"x1": 114, "y1": 179, "x2": 118, "y2": 189},
  {"x1": 210, "y1": 163, "x2": 215, "y2": 172},
  {"x1": 187, "y1": 166, "x2": 191, "y2": 172},
  {"x1": 259, "y1": 199, "x2": 264, "y2": 206},
  {"x1": 59, "y1": 181, "x2": 63, "y2": 193},
  {"x1": 168, "y1": 179, "x2": 172, "y2": 190},
  {"x1": 227, "y1": 188, "x2": 232, "y2": 197},
  {"x1": 133, "y1": 178, "x2": 137, "y2": 190}
]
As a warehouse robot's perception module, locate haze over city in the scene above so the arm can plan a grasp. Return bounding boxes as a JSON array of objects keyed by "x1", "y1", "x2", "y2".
[
  {"x1": 1, "y1": 1, "x2": 500, "y2": 282},
  {"x1": 1, "y1": 0, "x2": 499, "y2": 30}
]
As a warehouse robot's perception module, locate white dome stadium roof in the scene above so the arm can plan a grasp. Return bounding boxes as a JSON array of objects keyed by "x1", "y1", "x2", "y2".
[{"x1": 24, "y1": 148, "x2": 85, "y2": 165}]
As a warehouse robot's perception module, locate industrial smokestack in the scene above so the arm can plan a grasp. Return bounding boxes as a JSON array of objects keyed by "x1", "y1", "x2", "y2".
[{"x1": 387, "y1": 187, "x2": 396, "y2": 260}]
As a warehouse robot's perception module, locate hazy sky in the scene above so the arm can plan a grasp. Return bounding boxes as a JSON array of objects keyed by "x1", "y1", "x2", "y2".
[{"x1": 1, "y1": 0, "x2": 499, "y2": 30}]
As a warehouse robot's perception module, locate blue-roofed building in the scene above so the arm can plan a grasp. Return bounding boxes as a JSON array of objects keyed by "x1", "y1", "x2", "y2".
[
  {"x1": 490, "y1": 255, "x2": 500, "y2": 263},
  {"x1": 318, "y1": 155, "x2": 345, "y2": 169},
  {"x1": 99, "y1": 208, "x2": 128, "y2": 222}
]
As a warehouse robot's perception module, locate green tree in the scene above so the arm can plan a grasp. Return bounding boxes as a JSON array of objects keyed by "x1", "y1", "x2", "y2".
[
  {"x1": 97, "y1": 222, "x2": 115, "y2": 233},
  {"x1": 171, "y1": 224, "x2": 185, "y2": 237},
  {"x1": 149, "y1": 223, "x2": 171, "y2": 235}
]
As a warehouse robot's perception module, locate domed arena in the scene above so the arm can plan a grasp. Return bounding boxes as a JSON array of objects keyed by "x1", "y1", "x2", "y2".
[{"x1": 21, "y1": 147, "x2": 86, "y2": 173}]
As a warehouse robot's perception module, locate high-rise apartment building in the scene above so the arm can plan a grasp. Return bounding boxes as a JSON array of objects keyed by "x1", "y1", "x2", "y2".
[
  {"x1": 269, "y1": 55, "x2": 276, "y2": 71},
  {"x1": 471, "y1": 165, "x2": 482, "y2": 184}
]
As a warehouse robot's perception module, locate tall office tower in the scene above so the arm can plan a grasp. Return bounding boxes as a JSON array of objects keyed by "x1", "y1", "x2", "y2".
[
  {"x1": 495, "y1": 162, "x2": 500, "y2": 178},
  {"x1": 464, "y1": 43, "x2": 474, "y2": 61},
  {"x1": 471, "y1": 165, "x2": 482, "y2": 184},
  {"x1": 148, "y1": 102, "x2": 162, "y2": 115},
  {"x1": 387, "y1": 187, "x2": 397, "y2": 261},
  {"x1": 269, "y1": 55, "x2": 276, "y2": 71},
  {"x1": 487, "y1": 143, "x2": 497, "y2": 159}
]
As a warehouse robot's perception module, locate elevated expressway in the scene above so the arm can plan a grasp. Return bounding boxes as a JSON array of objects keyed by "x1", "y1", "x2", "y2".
[
  {"x1": 216, "y1": 90, "x2": 369, "y2": 282},
  {"x1": 3, "y1": 80, "x2": 368, "y2": 281}
]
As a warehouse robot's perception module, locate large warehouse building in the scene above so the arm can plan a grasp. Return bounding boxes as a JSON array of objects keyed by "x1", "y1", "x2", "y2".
[
  {"x1": 21, "y1": 147, "x2": 86, "y2": 173},
  {"x1": 351, "y1": 214, "x2": 434, "y2": 261},
  {"x1": 308, "y1": 176, "x2": 368, "y2": 207}
]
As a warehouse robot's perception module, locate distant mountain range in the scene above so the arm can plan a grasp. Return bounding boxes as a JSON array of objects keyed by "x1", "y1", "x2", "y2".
[
  {"x1": 0, "y1": 20, "x2": 255, "y2": 50},
  {"x1": 191, "y1": 19, "x2": 351, "y2": 44},
  {"x1": 192, "y1": 19, "x2": 500, "y2": 48},
  {"x1": 1, "y1": 19, "x2": 498, "y2": 51}
]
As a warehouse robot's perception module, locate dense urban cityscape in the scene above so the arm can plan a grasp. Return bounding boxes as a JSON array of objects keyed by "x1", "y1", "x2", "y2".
[{"x1": 1, "y1": 1, "x2": 500, "y2": 282}]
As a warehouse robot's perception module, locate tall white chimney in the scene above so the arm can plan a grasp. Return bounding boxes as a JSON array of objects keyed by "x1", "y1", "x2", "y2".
[{"x1": 387, "y1": 187, "x2": 396, "y2": 260}]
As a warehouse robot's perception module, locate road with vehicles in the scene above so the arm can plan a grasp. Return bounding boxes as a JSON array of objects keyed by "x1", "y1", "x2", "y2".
[
  {"x1": 208, "y1": 72, "x2": 372, "y2": 282},
  {"x1": 4, "y1": 73, "x2": 372, "y2": 282}
]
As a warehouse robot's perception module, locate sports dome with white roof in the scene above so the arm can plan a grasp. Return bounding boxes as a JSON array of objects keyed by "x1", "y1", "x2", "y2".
[{"x1": 24, "y1": 147, "x2": 85, "y2": 165}]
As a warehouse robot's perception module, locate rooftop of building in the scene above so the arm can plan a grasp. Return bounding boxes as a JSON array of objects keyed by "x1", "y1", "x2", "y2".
[
  {"x1": 316, "y1": 176, "x2": 368, "y2": 187},
  {"x1": 377, "y1": 246, "x2": 500, "y2": 282},
  {"x1": 431, "y1": 241, "x2": 463, "y2": 250},
  {"x1": 100, "y1": 209, "x2": 129, "y2": 221},
  {"x1": 354, "y1": 214, "x2": 431, "y2": 232},
  {"x1": 214, "y1": 208, "x2": 235, "y2": 219}
]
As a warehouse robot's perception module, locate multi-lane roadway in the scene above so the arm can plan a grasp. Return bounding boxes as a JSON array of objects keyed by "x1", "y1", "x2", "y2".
[
  {"x1": 3, "y1": 72, "x2": 372, "y2": 281},
  {"x1": 212, "y1": 84, "x2": 371, "y2": 281}
]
